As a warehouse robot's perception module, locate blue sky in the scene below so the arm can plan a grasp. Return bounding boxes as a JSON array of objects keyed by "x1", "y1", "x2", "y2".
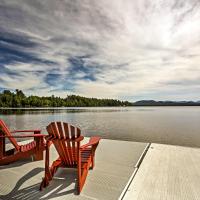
[{"x1": 0, "y1": 0, "x2": 200, "y2": 101}]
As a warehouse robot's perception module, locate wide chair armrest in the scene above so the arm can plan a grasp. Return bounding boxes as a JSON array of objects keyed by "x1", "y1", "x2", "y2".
[
  {"x1": 0, "y1": 134, "x2": 46, "y2": 138},
  {"x1": 80, "y1": 136, "x2": 101, "y2": 150},
  {"x1": 73, "y1": 136, "x2": 84, "y2": 142},
  {"x1": 11, "y1": 129, "x2": 41, "y2": 133}
]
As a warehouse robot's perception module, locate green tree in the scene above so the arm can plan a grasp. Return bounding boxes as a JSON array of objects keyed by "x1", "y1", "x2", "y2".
[{"x1": 0, "y1": 89, "x2": 133, "y2": 107}]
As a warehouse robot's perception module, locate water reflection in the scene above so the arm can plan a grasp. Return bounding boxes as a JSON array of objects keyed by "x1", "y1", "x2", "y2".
[
  {"x1": 0, "y1": 107, "x2": 129, "y2": 115},
  {"x1": 0, "y1": 107, "x2": 200, "y2": 148}
]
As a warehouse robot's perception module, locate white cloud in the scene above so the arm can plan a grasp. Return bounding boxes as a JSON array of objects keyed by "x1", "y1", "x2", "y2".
[{"x1": 0, "y1": 0, "x2": 200, "y2": 101}]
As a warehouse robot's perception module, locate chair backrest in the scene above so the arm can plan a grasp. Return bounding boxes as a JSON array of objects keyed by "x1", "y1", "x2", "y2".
[
  {"x1": 0, "y1": 119, "x2": 20, "y2": 151},
  {"x1": 46, "y1": 122, "x2": 81, "y2": 166}
]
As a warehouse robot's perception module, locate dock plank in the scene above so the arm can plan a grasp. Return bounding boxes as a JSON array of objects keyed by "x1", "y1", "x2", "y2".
[{"x1": 123, "y1": 143, "x2": 200, "y2": 200}]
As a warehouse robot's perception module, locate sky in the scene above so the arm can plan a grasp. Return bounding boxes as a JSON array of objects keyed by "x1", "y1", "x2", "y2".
[{"x1": 0, "y1": 0, "x2": 200, "y2": 101}]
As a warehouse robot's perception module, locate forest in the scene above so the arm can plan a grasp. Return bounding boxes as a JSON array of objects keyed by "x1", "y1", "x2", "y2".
[{"x1": 0, "y1": 89, "x2": 132, "y2": 107}]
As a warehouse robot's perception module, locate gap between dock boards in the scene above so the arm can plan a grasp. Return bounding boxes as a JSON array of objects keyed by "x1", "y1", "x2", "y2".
[{"x1": 119, "y1": 143, "x2": 151, "y2": 200}]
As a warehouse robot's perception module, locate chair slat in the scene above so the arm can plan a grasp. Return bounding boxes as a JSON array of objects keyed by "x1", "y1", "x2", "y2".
[
  {"x1": 63, "y1": 123, "x2": 73, "y2": 165},
  {"x1": 56, "y1": 122, "x2": 70, "y2": 165},
  {"x1": 47, "y1": 123, "x2": 56, "y2": 138},
  {"x1": 48, "y1": 123, "x2": 67, "y2": 165},
  {"x1": 70, "y1": 125, "x2": 76, "y2": 164},
  {"x1": 77, "y1": 128, "x2": 81, "y2": 137}
]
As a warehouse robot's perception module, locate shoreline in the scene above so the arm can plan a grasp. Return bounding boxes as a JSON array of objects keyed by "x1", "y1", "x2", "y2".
[{"x1": 1, "y1": 105, "x2": 200, "y2": 109}]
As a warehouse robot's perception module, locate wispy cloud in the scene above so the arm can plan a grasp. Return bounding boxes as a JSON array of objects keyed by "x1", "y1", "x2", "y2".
[{"x1": 0, "y1": 0, "x2": 200, "y2": 100}]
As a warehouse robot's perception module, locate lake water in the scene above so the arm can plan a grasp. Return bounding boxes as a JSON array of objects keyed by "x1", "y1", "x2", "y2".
[{"x1": 0, "y1": 107, "x2": 200, "y2": 147}]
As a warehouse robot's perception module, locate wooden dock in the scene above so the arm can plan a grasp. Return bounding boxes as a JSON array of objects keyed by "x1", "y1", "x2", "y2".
[
  {"x1": 123, "y1": 143, "x2": 200, "y2": 200},
  {"x1": 1, "y1": 140, "x2": 200, "y2": 200},
  {"x1": 0, "y1": 139, "x2": 147, "y2": 200}
]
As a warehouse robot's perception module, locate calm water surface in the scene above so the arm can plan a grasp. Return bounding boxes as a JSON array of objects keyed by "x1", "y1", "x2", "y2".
[{"x1": 0, "y1": 107, "x2": 200, "y2": 147}]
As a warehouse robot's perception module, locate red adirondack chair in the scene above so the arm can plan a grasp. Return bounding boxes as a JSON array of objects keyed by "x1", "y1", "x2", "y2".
[
  {"x1": 40, "y1": 121, "x2": 101, "y2": 194},
  {"x1": 0, "y1": 119, "x2": 45, "y2": 165}
]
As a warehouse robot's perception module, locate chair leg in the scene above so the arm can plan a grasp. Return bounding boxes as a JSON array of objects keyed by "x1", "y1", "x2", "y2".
[
  {"x1": 34, "y1": 132, "x2": 44, "y2": 161},
  {"x1": 91, "y1": 155, "x2": 95, "y2": 169},
  {"x1": 40, "y1": 140, "x2": 62, "y2": 191},
  {"x1": 40, "y1": 141, "x2": 51, "y2": 190},
  {"x1": 77, "y1": 148, "x2": 81, "y2": 194},
  {"x1": 34, "y1": 151, "x2": 43, "y2": 161},
  {"x1": 78, "y1": 162, "x2": 91, "y2": 194},
  {"x1": 0, "y1": 132, "x2": 5, "y2": 159},
  {"x1": 90, "y1": 149, "x2": 95, "y2": 169},
  {"x1": 91, "y1": 144, "x2": 98, "y2": 169},
  {"x1": 40, "y1": 159, "x2": 62, "y2": 190}
]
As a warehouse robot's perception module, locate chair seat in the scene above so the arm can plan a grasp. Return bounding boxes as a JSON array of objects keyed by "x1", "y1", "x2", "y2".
[
  {"x1": 67, "y1": 148, "x2": 92, "y2": 164},
  {"x1": 81, "y1": 149, "x2": 92, "y2": 163},
  {"x1": 20, "y1": 141, "x2": 36, "y2": 152}
]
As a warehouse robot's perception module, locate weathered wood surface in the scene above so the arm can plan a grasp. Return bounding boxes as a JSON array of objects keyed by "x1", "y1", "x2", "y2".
[{"x1": 123, "y1": 143, "x2": 200, "y2": 200}]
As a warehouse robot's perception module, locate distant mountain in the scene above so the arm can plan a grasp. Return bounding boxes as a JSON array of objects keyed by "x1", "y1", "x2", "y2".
[{"x1": 133, "y1": 100, "x2": 200, "y2": 106}]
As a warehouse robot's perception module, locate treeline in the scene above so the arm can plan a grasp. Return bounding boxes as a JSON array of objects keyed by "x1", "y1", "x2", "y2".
[{"x1": 0, "y1": 89, "x2": 132, "y2": 107}]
